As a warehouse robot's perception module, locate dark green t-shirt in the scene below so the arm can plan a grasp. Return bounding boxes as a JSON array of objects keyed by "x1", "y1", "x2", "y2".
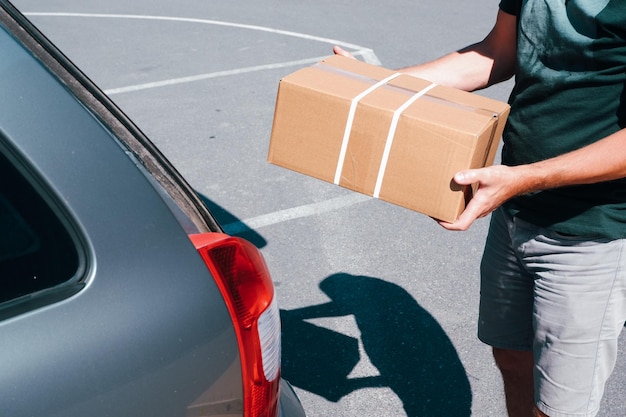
[{"x1": 498, "y1": 0, "x2": 626, "y2": 239}]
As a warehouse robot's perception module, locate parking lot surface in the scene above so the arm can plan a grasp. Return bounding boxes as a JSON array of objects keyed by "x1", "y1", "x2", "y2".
[{"x1": 13, "y1": 1, "x2": 625, "y2": 416}]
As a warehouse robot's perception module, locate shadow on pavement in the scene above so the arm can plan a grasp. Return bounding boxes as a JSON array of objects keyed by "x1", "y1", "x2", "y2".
[
  {"x1": 197, "y1": 194, "x2": 267, "y2": 248},
  {"x1": 195, "y1": 196, "x2": 472, "y2": 414},
  {"x1": 281, "y1": 273, "x2": 472, "y2": 417}
]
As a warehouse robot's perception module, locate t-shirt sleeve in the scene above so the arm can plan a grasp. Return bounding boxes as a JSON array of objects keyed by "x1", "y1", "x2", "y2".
[{"x1": 499, "y1": 0, "x2": 520, "y2": 16}]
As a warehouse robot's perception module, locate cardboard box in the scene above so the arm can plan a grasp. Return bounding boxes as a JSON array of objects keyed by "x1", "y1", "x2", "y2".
[{"x1": 267, "y1": 55, "x2": 510, "y2": 222}]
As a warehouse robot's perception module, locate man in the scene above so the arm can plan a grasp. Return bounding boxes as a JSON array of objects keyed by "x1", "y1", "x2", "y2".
[{"x1": 336, "y1": 1, "x2": 626, "y2": 416}]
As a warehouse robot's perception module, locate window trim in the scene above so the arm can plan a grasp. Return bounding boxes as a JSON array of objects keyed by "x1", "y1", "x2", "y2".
[{"x1": 0, "y1": 138, "x2": 88, "y2": 320}]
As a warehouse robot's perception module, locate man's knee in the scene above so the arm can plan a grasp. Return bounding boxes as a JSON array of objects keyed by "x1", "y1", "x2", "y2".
[{"x1": 492, "y1": 347, "x2": 533, "y2": 374}]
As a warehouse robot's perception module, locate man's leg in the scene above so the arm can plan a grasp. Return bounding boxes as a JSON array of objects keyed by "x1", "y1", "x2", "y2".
[
  {"x1": 479, "y1": 209, "x2": 538, "y2": 414},
  {"x1": 480, "y1": 208, "x2": 626, "y2": 416},
  {"x1": 493, "y1": 348, "x2": 535, "y2": 417}
]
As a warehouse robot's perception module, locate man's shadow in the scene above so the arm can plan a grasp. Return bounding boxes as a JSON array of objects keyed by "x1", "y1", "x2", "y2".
[{"x1": 281, "y1": 273, "x2": 472, "y2": 417}]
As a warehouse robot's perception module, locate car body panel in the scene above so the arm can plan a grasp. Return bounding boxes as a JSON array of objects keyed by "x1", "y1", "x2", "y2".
[
  {"x1": 0, "y1": 16, "x2": 242, "y2": 417},
  {"x1": 0, "y1": 1, "x2": 305, "y2": 416}
]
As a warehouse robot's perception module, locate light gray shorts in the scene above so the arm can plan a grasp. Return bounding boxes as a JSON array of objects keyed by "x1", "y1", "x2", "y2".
[{"x1": 479, "y1": 207, "x2": 626, "y2": 417}]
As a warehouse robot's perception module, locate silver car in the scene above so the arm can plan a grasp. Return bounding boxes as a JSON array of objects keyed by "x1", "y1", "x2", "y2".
[{"x1": 0, "y1": 1, "x2": 306, "y2": 416}]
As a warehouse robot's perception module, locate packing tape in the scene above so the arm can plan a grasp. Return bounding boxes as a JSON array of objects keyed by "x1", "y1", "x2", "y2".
[
  {"x1": 321, "y1": 60, "x2": 497, "y2": 199},
  {"x1": 334, "y1": 72, "x2": 401, "y2": 185},
  {"x1": 330, "y1": 68, "x2": 438, "y2": 197},
  {"x1": 316, "y1": 61, "x2": 497, "y2": 117},
  {"x1": 373, "y1": 82, "x2": 437, "y2": 198}
]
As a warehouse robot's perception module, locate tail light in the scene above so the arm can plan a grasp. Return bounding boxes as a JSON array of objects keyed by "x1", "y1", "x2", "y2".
[{"x1": 190, "y1": 233, "x2": 281, "y2": 417}]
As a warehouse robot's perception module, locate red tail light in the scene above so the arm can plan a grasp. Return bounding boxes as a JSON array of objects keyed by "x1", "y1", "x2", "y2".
[{"x1": 190, "y1": 233, "x2": 281, "y2": 417}]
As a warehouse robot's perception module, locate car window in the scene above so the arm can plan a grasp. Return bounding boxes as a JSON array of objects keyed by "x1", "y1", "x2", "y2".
[{"x1": 0, "y1": 148, "x2": 80, "y2": 305}]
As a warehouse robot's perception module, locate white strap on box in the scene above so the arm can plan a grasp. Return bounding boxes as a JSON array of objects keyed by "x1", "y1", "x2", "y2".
[
  {"x1": 373, "y1": 82, "x2": 437, "y2": 198},
  {"x1": 334, "y1": 72, "x2": 401, "y2": 185}
]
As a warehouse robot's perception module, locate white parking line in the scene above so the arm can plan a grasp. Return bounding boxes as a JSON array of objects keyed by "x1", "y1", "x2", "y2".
[
  {"x1": 25, "y1": 12, "x2": 374, "y2": 51},
  {"x1": 103, "y1": 56, "x2": 337, "y2": 95},
  {"x1": 222, "y1": 193, "x2": 371, "y2": 235},
  {"x1": 24, "y1": 13, "x2": 382, "y2": 96},
  {"x1": 26, "y1": 12, "x2": 379, "y2": 231}
]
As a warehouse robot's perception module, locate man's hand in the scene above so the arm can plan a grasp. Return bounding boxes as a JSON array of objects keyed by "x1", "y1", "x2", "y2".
[
  {"x1": 333, "y1": 45, "x2": 356, "y2": 59},
  {"x1": 438, "y1": 165, "x2": 526, "y2": 231},
  {"x1": 440, "y1": 126, "x2": 626, "y2": 230}
]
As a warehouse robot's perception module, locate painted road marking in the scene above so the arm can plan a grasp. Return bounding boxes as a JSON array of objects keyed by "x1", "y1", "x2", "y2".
[
  {"x1": 103, "y1": 56, "x2": 339, "y2": 95},
  {"x1": 26, "y1": 12, "x2": 378, "y2": 231},
  {"x1": 25, "y1": 13, "x2": 381, "y2": 94},
  {"x1": 222, "y1": 193, "x2": 371, "y2": 235}
]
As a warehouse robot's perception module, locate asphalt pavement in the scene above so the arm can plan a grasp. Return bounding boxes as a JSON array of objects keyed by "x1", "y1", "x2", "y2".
[{"x1": 12, "y1": 0, "x2": 625, "y2": 416}]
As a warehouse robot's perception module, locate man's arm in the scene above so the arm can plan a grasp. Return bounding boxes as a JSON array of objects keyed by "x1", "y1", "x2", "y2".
[
  {"x1": 443, "y1": 128, "x2": 626, "y2": 231},
  {"x1": 333, "y1": 8, "x2": 516, "y2": 91},
  {"x1": 395, "y1": 9, "x2": 517, "y2": 91},
  {"x1": 388, "y1": 8, "x2": 626, "y2": 230}
]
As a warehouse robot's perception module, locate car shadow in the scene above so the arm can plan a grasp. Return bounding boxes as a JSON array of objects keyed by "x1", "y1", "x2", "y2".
[
  {"x1": 281, "y1": 273, "x2": 472, "y2": 417},
  {"x1": 197, "y1": 194, "x2": 267, "y2": 248}
]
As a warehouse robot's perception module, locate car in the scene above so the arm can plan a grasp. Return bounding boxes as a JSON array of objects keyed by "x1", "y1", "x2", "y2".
[{"x1": 0, "y1": 1, "x2": 306, "y2": 416}]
